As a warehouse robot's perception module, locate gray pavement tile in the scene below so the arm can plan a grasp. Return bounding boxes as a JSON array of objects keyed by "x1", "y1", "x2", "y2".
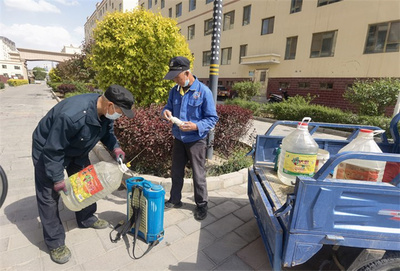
[
  {"x1": 8, "y1": 228, "x2": 43, "y2": 250},
  {"x1": 203, "y1": 232, "x2": 247, "y2": 265},
  {"x1": 204, "y1": 214, "x2": 244, "y2": 239},
  {"x1": 81, "y1": 245, "x2": 134, "y2": 271},
  {"x1": 168, "y1": 251, "x2": 216, "y2": 271},
  {"x1": 234, "y1": 219, "x2": 261, "y2": 243},
  {"x1": 169, "y1": 229, "x2": 216, "y2": 261},
  {"x1": 176, "y1": 212, "x2": 217, "y2": 236},
  {"x1": 0, "y1": 237, "x2": 9, "y2": 253},
  {"x1": 72, "y1": 237, "x2": 107, "y2": 264},
  {"x1": 0, "y1": 244, "x2": 41, "y2": 267},
  {"x1": 163, "y1": 224, "x2": 186, "y2": 245},
  {"x1": 214, "y1": 254, "x2": 253, "y2": 271},
  {"x1": 233, "y1": 204, "x2": 255, "y2": 222},
  {"x1": 208, "y1": 200, "x2": 241, "y2": 219},
  {"x1": 237, "y1": 237, "x2": 270, "y2": 270}
]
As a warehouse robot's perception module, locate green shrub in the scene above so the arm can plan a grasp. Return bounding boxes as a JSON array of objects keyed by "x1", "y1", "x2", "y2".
[
  {"x1": 344, "y1": 78, "x2": 400, "y2": 116},
  {"x1": 7, "y1": 79, "x2": 29, "y2": 86},
  {"x1": 232, "y1": 81, "x2": 261, "y2": 101},
  {"x1": 206, "y1": 146, "x2": 253, "y2": 176},
  {"x1": 0, "y1": 82, "x2": 4, "y2": 89}
]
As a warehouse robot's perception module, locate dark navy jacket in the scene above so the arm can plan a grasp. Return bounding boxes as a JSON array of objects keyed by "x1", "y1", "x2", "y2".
[{"x1": 32, "y1": 93, "x2": 120, "y2": 183}]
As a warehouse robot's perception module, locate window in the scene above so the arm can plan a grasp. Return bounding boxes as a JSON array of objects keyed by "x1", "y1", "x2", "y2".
[
  {"x1": 317, "y1": 0, "x2": 341, "y2": 6},
  {"x1": 279, "y1": 82, "x2": 290, "y2": 88},
  {"x1": 260, "y1": 71, "x2": 266, "y2": 82},
  {"x1": 298, "y1": 82, "x2": 310, "y2": 89},
  {"x1": 155, "y1": 0, "x2": 158, "y2": 4},
  {"x1": 189, "y1": 0, "x2": 196, "y2": 11},
  {"x1": 364, "y1": 20, "x2": 400, "y2": 54},
  {"x1": 1, "y1": 65, "x2": 6, "y2": 69},
  {"x1": 204, "y1": 18, "x2": 213, "y2": 35},
  {"x1": 290, "y1": 0, "x2": 302, "y2": 13},
  {"x1": 221, "y1": 47, "x2": 232, "y2": 65},
  {"x1": 161, "y1": 0, "x2": 165, "y2": 8},
  {"x1": 206, "y1": 0, "x2": 213, "y2": 3},
  {"x1": 242, "y1": 5, "x2": 251, "y2": 26},
  {"x1": 310, "y1": 30, "x2": 337, "y2": 58},
  {"x1": 285, "y1": 36, "x2": 298, "y2": 60},
  {"x1": 261, "y1": 17, "x2": 274, "y2": 35},
  {"x1": 188, "y1": 25, "x2": 195, "y2": 40},
  {"x1": 223, "y1": 11, "x2": 235, "y2": 31},
  {"x1": 239, "y1": 44, "x2": 247, "y2": 63},
  {"x1": 176, "y1": 3, "x2": 182, "y2": 17},
  {"x1": 203, "y1": 51, "x2": 211, "y2": 66},
  {"x1": 169, "y1": 8, "x2": 172, "y2": 17},
  {"x1": 320, "y1": 82, "x2": 334, "y2": 89},
  {"x1": 148, "y1": 0, "x2": 152, "y2": 9},
  {"x1": 14, "y1": 66, "x2": 20, "y2": 70},
  {"x1": 119, "y1": 3, "x2": 122, "y2": 11}
]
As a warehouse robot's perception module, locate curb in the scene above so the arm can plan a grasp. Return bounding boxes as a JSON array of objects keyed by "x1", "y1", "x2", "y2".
[{"x1": 49, "y1": 88, "x2": 249, "y2": 192}]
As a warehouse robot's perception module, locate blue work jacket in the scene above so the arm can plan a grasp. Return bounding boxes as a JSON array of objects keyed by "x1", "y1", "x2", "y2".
[
  {"x1": 163, "y1": 77, "x2": 218, "y2": 143},
  {"x1": 32, "y1": 93, "x2": 120, "y2": 183}
]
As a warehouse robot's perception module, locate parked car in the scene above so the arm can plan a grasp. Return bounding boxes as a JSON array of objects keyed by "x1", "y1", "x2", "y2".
[{"x1": 216, "y1": 85, "x2": 237, "y2": 99}]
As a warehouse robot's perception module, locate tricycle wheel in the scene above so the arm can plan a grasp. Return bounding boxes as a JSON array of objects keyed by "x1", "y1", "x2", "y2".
[{"x1": 358, "y1": 251, "x2": 400, "y2": 271}]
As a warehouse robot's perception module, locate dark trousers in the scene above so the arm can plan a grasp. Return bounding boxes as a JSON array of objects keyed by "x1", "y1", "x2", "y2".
[
  {"x1": 34, "y1": 157, "x2": 97, "y2": 250},
  {"x1": 170, "y1": 138, "x2": 208, "y2": 207}
]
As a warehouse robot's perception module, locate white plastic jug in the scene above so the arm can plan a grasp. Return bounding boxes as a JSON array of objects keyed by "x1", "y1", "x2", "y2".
[
  {"x1": 333, "y1": 129, "x2": 385, "y2": 182},
  {"x1": 60, "y1": 161, "x2": 126, "y2": 211},
  {"x1": 277, "y1": 117, "x2": 319, "y2": 186}
]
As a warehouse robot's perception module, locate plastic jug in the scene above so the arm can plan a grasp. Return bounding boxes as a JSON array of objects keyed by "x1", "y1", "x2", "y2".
[
  {"x1": 61, "y1": 161, "x2": 126, "y2": 211},
  {"x1": 333, "y1": 129, "x2": 385, "y2": 182},
  {"x1": 277, "y1": 117, "x2": 319, "y2": 186}
]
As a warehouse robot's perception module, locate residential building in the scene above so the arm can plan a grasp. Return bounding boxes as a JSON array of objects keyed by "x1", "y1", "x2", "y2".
[
  {"x1": 139, "y1": 0, "x2": 399, "y2": 112},
  {"x1": 0, "y1": 37, "x2": 24, "y2": 80},
  {"x1": 61, "y1": 45, "x2": 82, "y2": 54},
  {"x1": 84, "y1": 0, "x2": 139, "y2": 42}
]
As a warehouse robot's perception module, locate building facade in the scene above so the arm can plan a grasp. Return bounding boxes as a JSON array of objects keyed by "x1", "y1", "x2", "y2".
[
  {"x1": 0, "y1": 37, "x2": 24, "y2": 81},
  {"x1": 139, "y1": 0, "x2": 399, "y2": 111},
  {"x1": 84, "y1": 0, "x2": 139, "y2": 42}
]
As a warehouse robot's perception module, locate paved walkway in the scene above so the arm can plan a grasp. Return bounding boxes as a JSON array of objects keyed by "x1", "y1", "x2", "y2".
[{"x1": 0, "y1": 84, "x2": 344, "y2": 271}]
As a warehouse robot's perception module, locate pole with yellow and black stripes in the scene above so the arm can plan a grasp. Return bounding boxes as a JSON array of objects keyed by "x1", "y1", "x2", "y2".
[{"x1": 207, "y1": 0, "x2": 223, "y2": 160}]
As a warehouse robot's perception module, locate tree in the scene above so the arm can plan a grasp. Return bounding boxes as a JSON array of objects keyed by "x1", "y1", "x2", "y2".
[
  {"x1": 32, "y1": 67, "x2": 47, "y2": 80},
  {"x1": 344, "y1": 78, "x2": 400, "y2": 116},
  {"x1": 86, "y1": 8, "x2": 192, "y2": 106},
  {"x1": 232, "y1": 81, "x2": 261, "y2": 101}
]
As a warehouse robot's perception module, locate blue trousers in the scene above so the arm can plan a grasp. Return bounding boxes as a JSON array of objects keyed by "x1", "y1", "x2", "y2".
[{"x1": 34, "y1": 156, "x2": 97, "y2": 250}]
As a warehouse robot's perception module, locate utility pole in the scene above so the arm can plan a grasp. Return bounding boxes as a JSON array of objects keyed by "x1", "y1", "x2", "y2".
[{"x1": 206, "y1": 0, "x2": 223, "y2": 160}]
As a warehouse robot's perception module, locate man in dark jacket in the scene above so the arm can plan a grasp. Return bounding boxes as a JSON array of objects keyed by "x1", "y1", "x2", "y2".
[{"x1": 32, "y1": 84, "x2": 134, "y2": 264}]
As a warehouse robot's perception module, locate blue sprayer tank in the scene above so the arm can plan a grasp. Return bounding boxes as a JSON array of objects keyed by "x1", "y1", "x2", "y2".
[{"x1": 125, "y1": 177, "x2": 165, "y2": 243}]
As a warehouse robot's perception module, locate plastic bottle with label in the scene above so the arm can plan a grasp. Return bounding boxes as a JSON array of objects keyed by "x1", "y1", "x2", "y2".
[
  {"x1": 333, "y1": 129, "x2": 385, "y2": 182},
  {"x1": 277, "y1": 117, "x2": 319, "y2": 186},
  {"x1": 60, "y1": 161, "x2": 126, "y2": 211}
]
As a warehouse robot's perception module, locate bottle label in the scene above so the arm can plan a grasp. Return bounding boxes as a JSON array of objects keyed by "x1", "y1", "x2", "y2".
[
  {"x1": 282, "y1": 151, "x2": 317, "y2": 176},
  {"x1": 69, "y1": 165, "x2": 104, "y2": 202},
  {"x1": 336, "y1": 163, "x2": 379, "y2": 181}
]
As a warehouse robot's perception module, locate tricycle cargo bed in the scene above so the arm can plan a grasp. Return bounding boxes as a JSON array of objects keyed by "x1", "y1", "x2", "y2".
[{"x1": 248, "y1": 116, "x2": 400, "y2": 270}]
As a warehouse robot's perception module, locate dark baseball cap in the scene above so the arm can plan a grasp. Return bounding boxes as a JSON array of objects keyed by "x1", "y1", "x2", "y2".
[
  {"x1": 104, "y1": 84, "x2": 135, "y2": 118},
  {"x1": 164, "y1": 56, "x2": 190, "y2": 80}
]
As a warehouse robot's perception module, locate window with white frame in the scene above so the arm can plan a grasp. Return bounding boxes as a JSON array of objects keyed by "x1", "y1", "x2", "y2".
[
  {"x1": 364, "y1": 20, "x2": 400, "y2": 54},
  {"x1": 243, "y1": 5, "x2": 251, "y2": 26},
  {"x1": 204, "y1": 18, "x2": 213, "y2": 35},
  {"x1": 203, "y1": 51, "x2": 211, "y2": 66},
  {"x1": 290, "y1": 0, "x2": 302, "y2": 13},
  {"x1": 310, "y1": 30, "x2": 337, "y2": 57},
  {"x1": 221, "y1": 47, "x2": 232, "y2": 65},
  {"x1": 188, "y1": 25, "x2": 195, "y2": 40},
  {"x1": 223, "y1": 11, "x2": 235, "y2": 31},
  {"x1": 261, "y1": 17, "x2": 274, "y2": 35}
]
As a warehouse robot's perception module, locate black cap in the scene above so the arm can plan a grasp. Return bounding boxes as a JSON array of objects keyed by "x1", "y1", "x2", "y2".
[
  {"x1": 104, "y1": 84, "x2": 134, "y2": 118},
  {"x1": 164, "y1": 56, "x2": 190, "y2": 80}
]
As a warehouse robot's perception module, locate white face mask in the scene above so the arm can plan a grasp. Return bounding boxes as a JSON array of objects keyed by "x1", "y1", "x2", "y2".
[
  {"x1": 105, "y1": 104, "x2": 122, "y2": 120},
  {"x1": 183, "y1": 77, "x2": 190, "y2": 87}
]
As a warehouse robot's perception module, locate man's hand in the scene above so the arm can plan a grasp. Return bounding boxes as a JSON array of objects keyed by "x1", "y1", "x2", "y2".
[
  {"x1": 113, "y1": 148, "x2": 126, "y2": 162},
  {"x1": 163, "y1": 110, "x2": 172, "y2": 120},
  {"x1": 179, "y1": 121, "x2": 198, "y2": 132},
  {"x1": 54, "y1": 180, "x2": 68, "y2": 195}
]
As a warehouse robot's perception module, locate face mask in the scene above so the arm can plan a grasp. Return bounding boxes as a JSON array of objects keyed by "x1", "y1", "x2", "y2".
[
  {"x1": 105, "y1": 104, "x2": 122, "y2": 120},
  {"x1": 183, "y1": 78, "x2": 190, "y2": 87}
]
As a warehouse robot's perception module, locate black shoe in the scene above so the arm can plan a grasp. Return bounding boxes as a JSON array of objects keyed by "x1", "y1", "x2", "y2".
[
  {"x1": 194, "y1": 205, "x2": 208, "y2": 220},
  {"x1": 165, "y1": 200, "x2": 183, "y2": 209}
]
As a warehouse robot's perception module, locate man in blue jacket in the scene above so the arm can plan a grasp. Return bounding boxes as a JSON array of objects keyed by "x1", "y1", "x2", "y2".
[
  {"x1": 32, "y1": 84, "x2": 134, "y2": 264},
  {"x1": 162, "y1": 56, "x2": 218, "y2": 221}
]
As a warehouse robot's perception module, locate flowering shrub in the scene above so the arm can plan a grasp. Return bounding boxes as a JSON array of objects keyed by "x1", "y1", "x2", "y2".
[{"x1": 114, "y1": 104, "x2": 253, "y2": 177}]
